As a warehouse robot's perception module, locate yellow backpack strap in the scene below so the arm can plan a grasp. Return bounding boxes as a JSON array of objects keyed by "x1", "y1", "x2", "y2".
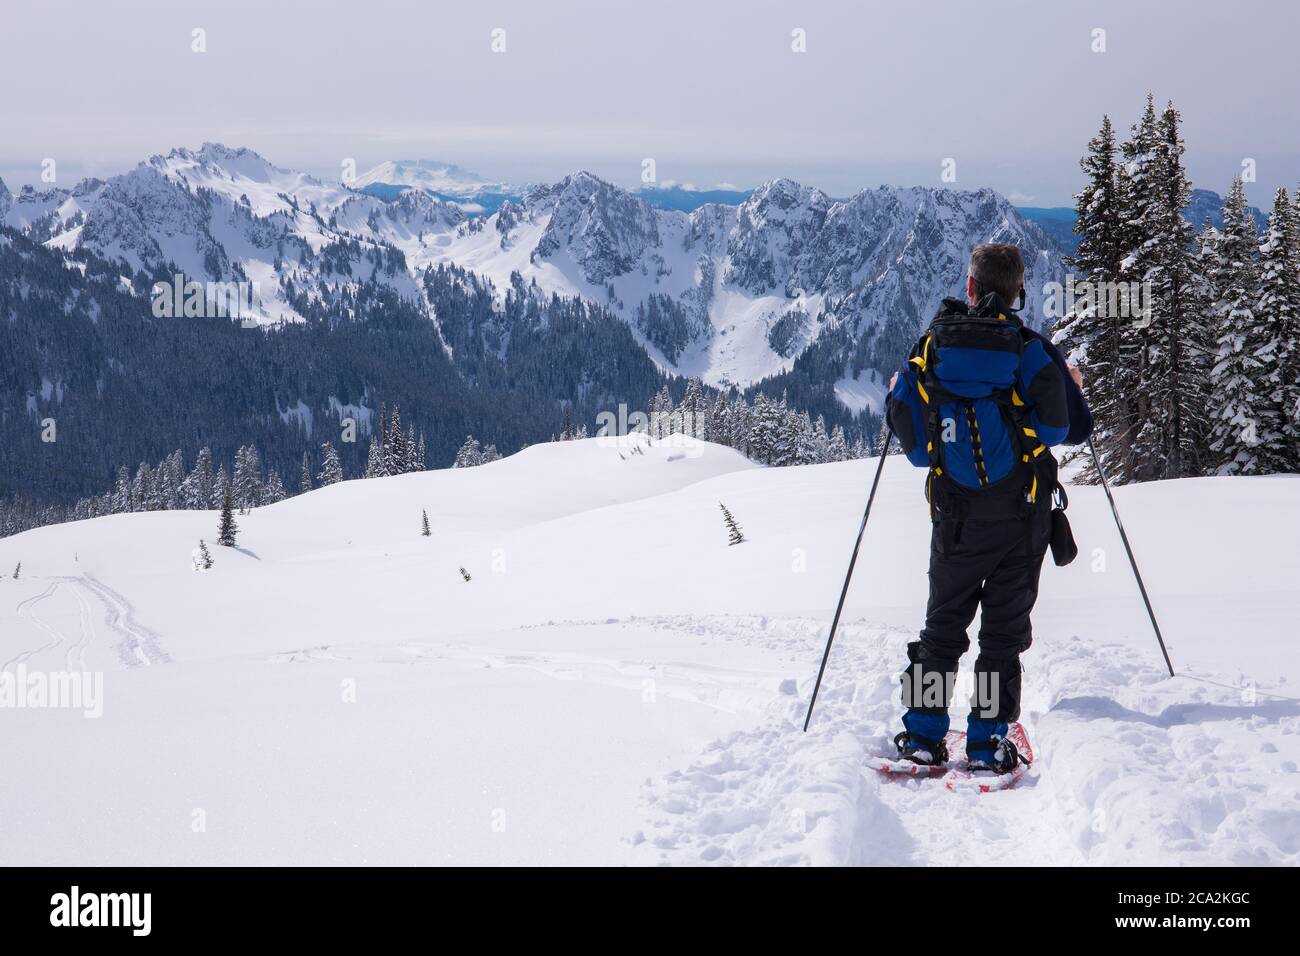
[{"x1": 910, "y1": 334, "x2": 933, "y2": 404}]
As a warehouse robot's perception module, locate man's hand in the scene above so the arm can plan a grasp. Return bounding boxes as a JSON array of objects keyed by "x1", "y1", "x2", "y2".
[
  {"x1": 889, "y1": 371, "x2": 899, "y2": 391},
  {"x1": 1067, "y1": 364, "x2": 1082, "y2": 388}
]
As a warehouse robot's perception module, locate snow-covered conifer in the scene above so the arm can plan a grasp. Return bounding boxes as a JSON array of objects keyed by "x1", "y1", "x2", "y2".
[
  {"x1": 217, "y1": 483, "x2": 238, "y2": 547},
  {"x1": 317, "y1": 442, "x2": 344, "y2": 486},
  {"x1": 719, "y1": 502, "x2": 745, "y2": 545}
]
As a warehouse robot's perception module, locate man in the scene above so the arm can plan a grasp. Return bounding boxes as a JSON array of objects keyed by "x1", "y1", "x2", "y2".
[{"x1": 885, "y1": 243, "x2": 1091, "y2": 773}]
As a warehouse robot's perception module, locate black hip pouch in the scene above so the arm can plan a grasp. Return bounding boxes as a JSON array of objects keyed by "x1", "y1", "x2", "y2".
[{"x1": 1049, "y1": 485, "x2": 1078, "y2": 566}]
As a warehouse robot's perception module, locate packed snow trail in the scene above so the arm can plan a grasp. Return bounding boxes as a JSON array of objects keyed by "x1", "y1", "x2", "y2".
[{"x1": 637, "y1": 616, "x2": 1300, "y2": 866}]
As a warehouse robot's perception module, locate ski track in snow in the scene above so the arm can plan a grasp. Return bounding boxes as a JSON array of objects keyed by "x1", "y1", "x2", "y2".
[
  {"x1": 629, "y1": 616, "x2": 1300, "y2": 867},
  {"x1": 5, "y1": 575, "x2": 169, "y2": 671},
  {"x1": 5, "y1": 583, "x2": 65, "y2": 670},
  {"x1": 74, "y1": 574, "x2": 171, "y2": 667}
]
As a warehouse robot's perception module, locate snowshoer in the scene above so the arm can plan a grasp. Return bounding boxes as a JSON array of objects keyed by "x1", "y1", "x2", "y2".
[{"x1": 885, "y1": 243, "x2": 1092, "y2": 772}]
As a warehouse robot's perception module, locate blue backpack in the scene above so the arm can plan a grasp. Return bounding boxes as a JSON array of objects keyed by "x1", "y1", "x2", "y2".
[{"x1": 894, "y1": 296, "x2": 1066, "y2": 522}]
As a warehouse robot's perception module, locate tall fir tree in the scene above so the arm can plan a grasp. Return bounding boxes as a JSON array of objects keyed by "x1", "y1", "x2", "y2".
[
  {"x1": 1114, "y1": 94, "x2": 1163, "y2": 482},
  {"x1": 182, "y1": 447, "x2": 214, "y2": 509},
  {"x1": 232, "y1": 444, "x2": 263, "y2": 513},
  {"x1": 1054, "y1": 115, "x2": 1130, "y2": 483},
  {"x1": 1245, "y1": 187, "x2": 1300, "y2": 473},
  {"x1": 264, "y1": 469, "x2": 286, "y2": 504},
  {"x1": 1205, "y1": 178, "x2": 1274, "y2": 473},
  {"x1": 211, "y1": 465, "x2": 229, "y2": 508},
  {"x1": 1277, "y1": 188, "x2": 1300, "y2": 467},
  {"x1": 300, "y1": 451, "x2": 313, "y2": 493},
  {"x1": 217, "y1": 482, "x2": 238, "y2": 547},
  {"x1": 111, "y1": 464, "x2": 132, "y2": 514},
  {"x1": 679, "y1": 378, "x2": 705, "y2": 439},
  {"x1": 317, "y1": 442, "x2": 344, "y2": 486},
  {"x1": 1137, "y1": 101, "x2": 1207, "y2": 479}
]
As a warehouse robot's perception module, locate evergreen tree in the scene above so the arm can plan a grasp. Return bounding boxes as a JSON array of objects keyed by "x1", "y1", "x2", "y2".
[
  {"x1": 387, "y1": 404, "x2": 409, "y2": 472},
  {"x1": 811, "y1": 415, "x2": 830, "y2": 463},
  {"x1": 300, "y1": 451, "x2": 313, "y2": 493},
  {"x1": 364, "y1": 434, "x2": 384, "y2": 478},
  {"x1": 232, "y1": 444, "x2": 263, "y2": 512},
  {"x1": 561, "y1": 404, "x2": 575, "y2": 441},
  {"x1": 1242, "y1": 187, "x2": 1299, "y2": 472},
  {"x1": 719, "y1": 502, "x2": 746, "y2": 545},
  {"x1": 111, "y1": 464, "x2": 132, "y2": 514},
  {"x1": 728, "y1": 397, "x2": 752, "y2": 456},
  {"x1": 318, "y1": 442, "x2": 344, "y2": 486},
  {"x1": 707, "y1": 392, "x2": 731, "y2": 446},
  {"x1": 679, "y1": 378, "x2": 705, "y2": 439},
  {"x1": 1273, "y1": 188, "x2": 1300, "y2": 468},
  {"x1": 1206, "y1": 179, "x2": 1274, "y2": 473},
  {"x1": 264, "y1": 469, "x2": 286, "y2": 504},
  {"x1": 747, "y1": 394, "x2": 778, "y2": 464},
  {"x1": 828, "y1": 424, "x2": 849, "y2": 462},
  {"x1": 197, "y1": 539, "x2": 214, "y2": 570},
  {"x1": 158, "y1": 450, "x2": 185, "y2": 510},
  {"x1": 211, "y1": 466, "x2": 230, "y2": 508},
  {"x1": 1132, "y1": 101, "x2": 1207, "y2": 480},
  {"x1": 368, "y1": 403, "x2": 389, "y2": 477},
  {"x1": 182, "y1": 447, "x2": 215, "y2": 509},
  {"x1": 12, "y1": 561, "x2": 20, "y2": 579},
  {"x1": 1055, "y1": 114, "x2": 1130, "y2": 483},
  {"x1": 132, "y1": 463, "x2": 154, "y2": 512},
  {"x1": 421, "y1": 509, "x2": 432, "y2": 537},
  {"x1": 650, "y1": 385, "x2": 673, "y2": 439},
  {"x1": 454, "y1": 436, "x2": 484, "y2": 467},
  {"x1": 1112, "y1": 94, "x2": 1164, "y2": 482},
  {"x1": 785, "y1": 409, "x2": 817, "y2": 465},
  {"x1": 217, "y1": 483, "x2": 238, "y2": 547}
]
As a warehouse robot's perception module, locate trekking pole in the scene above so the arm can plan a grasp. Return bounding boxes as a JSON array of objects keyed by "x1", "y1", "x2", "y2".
[
  {"x1": 1087, "y1": 438, "x2": 1175, "y2": 677},
  {"x1": 803, "y1": 428, "x2": 893, "y2": 731}
]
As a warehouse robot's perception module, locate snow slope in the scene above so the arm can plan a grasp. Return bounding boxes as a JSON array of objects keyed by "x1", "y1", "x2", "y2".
[{"x1": 0, "y1": 437, "x2": 1296, "y2": 866}]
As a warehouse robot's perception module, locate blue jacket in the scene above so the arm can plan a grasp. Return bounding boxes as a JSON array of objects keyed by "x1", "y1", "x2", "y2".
[{"x1": 886, "y1": 298, "x2": 1091, "y2": 489}]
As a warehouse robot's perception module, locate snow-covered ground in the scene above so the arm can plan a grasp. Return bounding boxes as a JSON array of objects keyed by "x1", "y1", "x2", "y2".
[{"x1": 1, "y1": 436, "x2": 1297, "y2": 865}]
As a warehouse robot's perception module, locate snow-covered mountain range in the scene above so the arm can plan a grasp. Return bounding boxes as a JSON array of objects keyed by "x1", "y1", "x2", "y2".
[{"x1": 1, "y1": 144, "x2": 1066, "y2": 411}]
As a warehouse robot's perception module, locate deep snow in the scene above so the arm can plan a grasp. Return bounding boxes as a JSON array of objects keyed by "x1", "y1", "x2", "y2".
[{"x1": 0, "y1": 436, "x2": 1296, "y2": 865}]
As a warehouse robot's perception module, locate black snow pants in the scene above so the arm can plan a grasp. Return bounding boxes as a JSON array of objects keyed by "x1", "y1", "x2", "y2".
[{"x1": 903, "y1": 506, "x2": 1051, "y2": 724}]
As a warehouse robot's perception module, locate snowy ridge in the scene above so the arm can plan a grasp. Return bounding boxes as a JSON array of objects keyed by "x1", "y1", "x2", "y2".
[
  {"x1": 2, "y1": 148, "x2": 1066, "y2": 405},
  {"x1": 453, "y1": 172, "x2": 1066, "y2": 392},
  {"x1": 0, "y1": 438, "x2": 1295, "y2": 865}
]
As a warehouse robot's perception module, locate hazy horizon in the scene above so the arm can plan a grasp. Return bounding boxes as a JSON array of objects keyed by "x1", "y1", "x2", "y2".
[{"x1": 1, "y1": 0, "x2": 1296, "y2": 208}]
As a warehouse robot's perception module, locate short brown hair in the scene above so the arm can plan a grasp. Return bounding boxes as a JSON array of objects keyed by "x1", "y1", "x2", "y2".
[{"x1": 969, "y1": 243, "x2": 1025, "y2": 305}]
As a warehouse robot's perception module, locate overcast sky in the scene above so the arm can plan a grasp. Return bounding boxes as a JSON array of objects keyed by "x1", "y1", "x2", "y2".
[{"x1": 1, "y1": 0, "x2": 1296, "y2": 207}]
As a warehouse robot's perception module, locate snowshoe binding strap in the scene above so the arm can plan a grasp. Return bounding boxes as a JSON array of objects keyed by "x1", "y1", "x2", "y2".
[
  {"x1": 893, "y1": 731, "x2": 949, "y2": 767},
  {"x1": 968, "y1": 735, "x2": 1031, "y2": 774}
]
